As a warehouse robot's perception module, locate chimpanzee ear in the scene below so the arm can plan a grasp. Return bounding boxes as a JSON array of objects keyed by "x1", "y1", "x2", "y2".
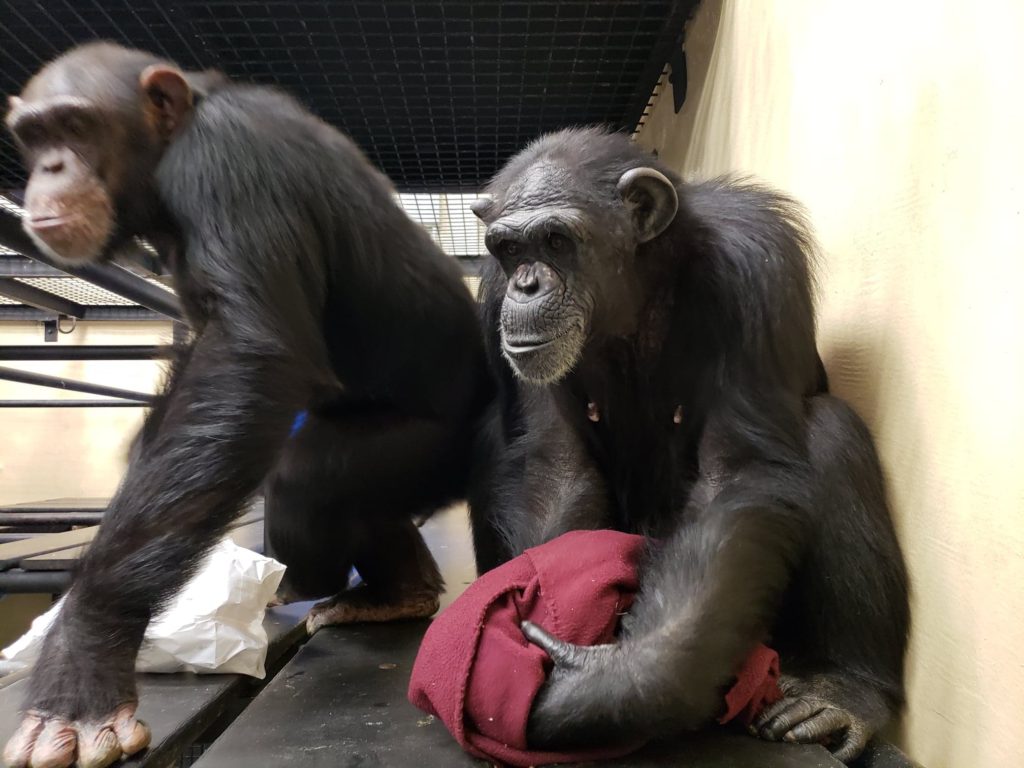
[
  {"x1": 616, "y1": 167, "x2": 679, "y2": 243},
  {"x1": 470, "y1": 196, "x2": 495, "y2": 221},
  {"x1": 140, "y1": 65, "x2": 193, "y2": 140}
]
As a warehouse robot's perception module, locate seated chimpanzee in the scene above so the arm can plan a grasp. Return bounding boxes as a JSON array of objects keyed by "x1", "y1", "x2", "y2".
[
  {"x1": 468, "y1": 127, "x2": 909, "y2": 764},
  {"x1": 3, "y1": 43, "x2": 491, "y2": 768}
]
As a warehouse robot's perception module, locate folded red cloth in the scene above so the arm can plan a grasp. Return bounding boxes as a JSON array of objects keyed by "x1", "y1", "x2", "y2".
[{"x1": 408, "y1": 529, "x2": 781, "y2": 767}]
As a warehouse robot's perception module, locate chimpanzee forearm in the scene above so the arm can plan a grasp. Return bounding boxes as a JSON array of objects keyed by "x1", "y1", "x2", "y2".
[
  {"x1": 25, "y1": 323, "x2": 309, "y2": 720},
  {"x1": 623, "y1": 483, "x2": 807, "y2": 727},
  {"x1": 526, "y1": 470, "x2": 809, "y2": 746}
]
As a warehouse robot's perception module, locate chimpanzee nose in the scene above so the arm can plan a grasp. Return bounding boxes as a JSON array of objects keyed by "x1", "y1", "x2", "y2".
[{"x1": 508, "y1": 262, "x2": 558, "y2": 301}]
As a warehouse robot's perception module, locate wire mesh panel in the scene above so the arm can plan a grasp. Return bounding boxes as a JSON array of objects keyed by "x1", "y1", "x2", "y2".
[
  {"x1": 396, "y1": 193, "x2": 485, "y2": 258},
  {"x1": 0, "y1": 1, "x2": 689, "y2": 192}
]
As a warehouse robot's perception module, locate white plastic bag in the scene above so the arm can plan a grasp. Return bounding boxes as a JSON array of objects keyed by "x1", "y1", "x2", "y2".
[{"x1": 2, "y1": 538, "x2": 286, "y2": 678}]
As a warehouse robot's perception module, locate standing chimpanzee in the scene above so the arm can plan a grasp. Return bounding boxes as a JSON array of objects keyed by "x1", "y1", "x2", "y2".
[
  {"x1": 468, "y1": 127, "x2": 910, "y2": 764},
  {"x1": 2, "y1": 43, "x2": 491, "y2": 768}
]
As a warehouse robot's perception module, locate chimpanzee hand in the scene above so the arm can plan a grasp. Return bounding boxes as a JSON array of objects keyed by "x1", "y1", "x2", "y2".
[
  {"x1": 521, "y1": 621, "x2": 635, "y2": 748},
  {"x1": 751, "y1": 673, "x2": 889, "y2": 764},
  {"x1": 3, "y1": 611, "x2": 150, "y2": 768}
]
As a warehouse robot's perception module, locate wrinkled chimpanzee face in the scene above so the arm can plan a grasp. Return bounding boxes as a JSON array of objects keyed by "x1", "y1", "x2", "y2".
[
  {"x1": 473, "y1": 158, "x2": 678, "y2": 385},
  {"x1": 4, "y1": 43, "x2": 195, "y2": 264}
]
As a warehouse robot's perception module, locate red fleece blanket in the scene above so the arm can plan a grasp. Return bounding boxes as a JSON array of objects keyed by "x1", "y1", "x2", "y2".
[{"x1": 408, "y1": 529, "x2": 781, "y2": 767}]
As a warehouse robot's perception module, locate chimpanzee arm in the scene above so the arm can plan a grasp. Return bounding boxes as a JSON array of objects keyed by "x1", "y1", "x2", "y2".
[
  {"x1": 5, "y1": 322, "x2": 310, "y2": 768},
  {"x1": 470, "y1": 390, "x2": 612, "y2": 572},
  {"x1": 524, "y1": 418, "x2": 811, "y2": 747}
]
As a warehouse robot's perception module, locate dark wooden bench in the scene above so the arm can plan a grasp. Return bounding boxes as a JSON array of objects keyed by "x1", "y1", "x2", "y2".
[
  {"x1": 0, "y1": 599, "x2": 313, "y2": 767},
  {"x1": 0, "y1": 508, "x2": 919, "y2": 767},
  {"x1": 193, "y1": 511, "x2": 918, "y2": 768}
]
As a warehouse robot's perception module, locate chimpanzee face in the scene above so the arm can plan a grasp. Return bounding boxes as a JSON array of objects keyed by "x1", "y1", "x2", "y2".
[
  {"x1": 4, "y1": 43, "x2": 195, "y2": 264},
  {"x1": 473, "y1": 156, "x2": 678, "y2": 385}
]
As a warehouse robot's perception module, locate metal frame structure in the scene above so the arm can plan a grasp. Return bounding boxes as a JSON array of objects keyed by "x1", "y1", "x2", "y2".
[{"x1": 0, "y1": 205, "x2": 178, "y2": 408}]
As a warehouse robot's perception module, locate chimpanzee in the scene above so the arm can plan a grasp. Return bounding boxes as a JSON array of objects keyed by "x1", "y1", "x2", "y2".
[
  {"x1": 3, "y1": 43, "x2": 491, "y2": 768},
  {"x1": 468, "y1": 127, "x2": 910, "y2": 764}
]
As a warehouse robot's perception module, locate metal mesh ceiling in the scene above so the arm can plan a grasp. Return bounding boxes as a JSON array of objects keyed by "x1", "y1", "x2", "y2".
[{"x1": 0, "y1": 1, "x2": 690, "y2": 192}]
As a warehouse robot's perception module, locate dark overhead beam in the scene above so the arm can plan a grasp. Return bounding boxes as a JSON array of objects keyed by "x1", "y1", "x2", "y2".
[
  {"x1": 0, "y1": 256, "x2": 65, "y2": 278},
  {"x1": 0, "y1": 306, "x2": 166, "y2": 322},
  {"x1": 0, "y1": 278, "x2": 85, "y2": 318},
  {"x1": 0, "y1": 345, "x2": 171, "y2": 361},
  {"x1": 0, "y1": 400, "x2": 149, "y2": 408},
  {"x1": 0, "y1": 365, "x2": 154, "y2": 402},
  {"x1": 0, "y1": 208, "x2": 183, "y2": 321}
]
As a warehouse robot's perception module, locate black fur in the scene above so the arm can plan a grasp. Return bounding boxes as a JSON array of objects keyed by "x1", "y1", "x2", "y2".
[
  {"x1": 10, "y1": 44, "x2": 491, "y2": 729},
  {"x1": 469, "y1": 127, "x2": 909, "y2": 763}
]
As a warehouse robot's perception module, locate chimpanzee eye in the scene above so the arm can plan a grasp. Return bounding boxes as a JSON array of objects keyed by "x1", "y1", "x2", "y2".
[
  {"x1": 501, "y1": 240, "x2": 519, "y2": 258},
  {"x1": 15, "y1": 121, "x2": 43, "y2": 147},
  {"x1": 547, "y1": 232, "x2": 569, "y2": 252}
]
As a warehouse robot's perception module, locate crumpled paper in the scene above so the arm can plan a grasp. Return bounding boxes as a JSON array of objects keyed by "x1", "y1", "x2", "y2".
[{"x1": 2, "y1": 538, "x2": 286, "y2": 678}]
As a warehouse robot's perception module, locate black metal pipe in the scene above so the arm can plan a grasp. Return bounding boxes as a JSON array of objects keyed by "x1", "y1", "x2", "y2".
[
  {"x1": 0, "y1": 209, "x2": 183, "y2": 321},
  {"x1": 0, "y1": 277, "x2": 85, "y2": 317},
  {"x1": 0, "y1": 512, "x2": 104, "y2": 526},
  {"x1": 0, "y1": 365, "x2": 154, "y2": 402},
  {"x1": 0, "y1": 569, "x2": 71, "y2": 594},
  {"x1": 0, "y1": 306, "x2": 165, "y2": 321},
  {"x1": 0, "y1": 399, "x2": 148, "y2": 407},
  {"x1": 0, "y1": 256, "x2": 65, "y2": 278},
  {"x1": 0, "y1": 345, "x2": 171, "y2": 360}
]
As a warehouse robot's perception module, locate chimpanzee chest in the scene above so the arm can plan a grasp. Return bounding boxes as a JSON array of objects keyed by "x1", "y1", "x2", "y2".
[{"x1": 569, "y1": 387, "x2": 700, "y2": 537}]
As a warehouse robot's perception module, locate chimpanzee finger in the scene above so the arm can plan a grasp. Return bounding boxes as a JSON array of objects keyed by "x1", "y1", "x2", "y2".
[
  {"x1": 783, "y1": 707, "x2": 847, "y2": 743},
  {"x1": 751, "y1": 696, "x2": 793, "y2": 733},
  {"x1": 75, "y1": 723, "x2": 122, "y2": 768},
  {"x1": 829, "y1": 721, "x2": 869, "y2": 763},
  {"x1": 26, "y1": 717, "x2": 76, "y2": 768},
  {"x1": 758, "y1": 697, "x2": 824, "y2": 740},
  {"x1": 2, "y1": 711, "x2": 45, "y2": 768},
  {"x1": 521, "y1": 621, "x2": 582, "y2": 666}
]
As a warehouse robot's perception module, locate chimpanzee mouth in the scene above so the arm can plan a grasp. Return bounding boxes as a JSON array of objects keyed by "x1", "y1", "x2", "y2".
[
  {"x1": 27, "y1": 214, "x2": 74, "y2": 230},
  {"x1": 499, "y1": 326, "x2": 586, "y2": 385},
  {"x1": 502, "y1": 334, "x2": 566, "y2": 354}
]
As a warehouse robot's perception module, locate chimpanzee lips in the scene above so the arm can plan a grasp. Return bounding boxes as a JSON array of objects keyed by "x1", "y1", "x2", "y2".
[
  {"x1": 27, "y1": 214, "x2": 74, "y2": 230},
  {"x1": 502, "y1": 333, "x2": 565, "y2": 353}
]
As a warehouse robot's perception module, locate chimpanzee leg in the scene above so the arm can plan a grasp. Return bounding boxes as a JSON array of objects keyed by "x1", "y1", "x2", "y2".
[
  {"x1": 468, "y1": 392, "x2": 611, "y2": 574},
  {"x1": 304, "y1": 517, "x2": 443, "y2": 633},
  {"x1": 5, "y1": 324, "x2": 311, "y2": 768},
  {"x1": 752, "y1": 396, "x2": 909, "y2": 762},
  {"x1": 523, "y1": 400, "x2": 907, "y2": 765},
  {"x1": 264, "y1": 404, "x2": 462, "y2": 633}
]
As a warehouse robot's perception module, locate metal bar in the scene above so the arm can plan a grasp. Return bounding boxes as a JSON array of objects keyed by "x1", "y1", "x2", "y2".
[
  {"x1": 0, "y1": 306, "x2": 165, "y2": 321},
  {"x1": 0, "y1": 256, "x2": 65, "y2": 278},
  {"x1": 0, "y1": 569, "x2": 71, "y2": 593},
  {"x1": 0, "y1": 277, "x2": 85, "y2": 317},
  {"x1": 0, "y1": 345, "x2": 171, "y2": 360},
  {"x1": 0, "y1": 399, "x2": 148, "y2": 407},
  {"x1": 0, "y1": 365, "x2": 154, "y2": 402},
  {"x1": 0, "y1": 512, "x2": 104, "y2": 526},
  {"x1": 0, "y1": 208, "x2": 183, "y2": 321}
]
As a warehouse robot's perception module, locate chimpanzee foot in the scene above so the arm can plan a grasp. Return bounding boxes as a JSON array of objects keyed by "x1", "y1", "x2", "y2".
[
  {"x1": 305, "y1": 588, "x2": 440, "y2": 634},
  {"x1": 3, "y1": 704, "x2": 150, "y2": 768},
  {"x1": 751, "y1": 675, "x2": 887, "y2": 763}
]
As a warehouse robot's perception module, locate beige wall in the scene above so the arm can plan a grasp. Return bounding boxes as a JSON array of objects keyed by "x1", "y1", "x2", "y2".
[
  {"x1": 0, "y1": 322, "x2": 171, "y2": 505},
  {"x1": 634, "y1": 2, "x2": 1024, "y2": 766}
]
